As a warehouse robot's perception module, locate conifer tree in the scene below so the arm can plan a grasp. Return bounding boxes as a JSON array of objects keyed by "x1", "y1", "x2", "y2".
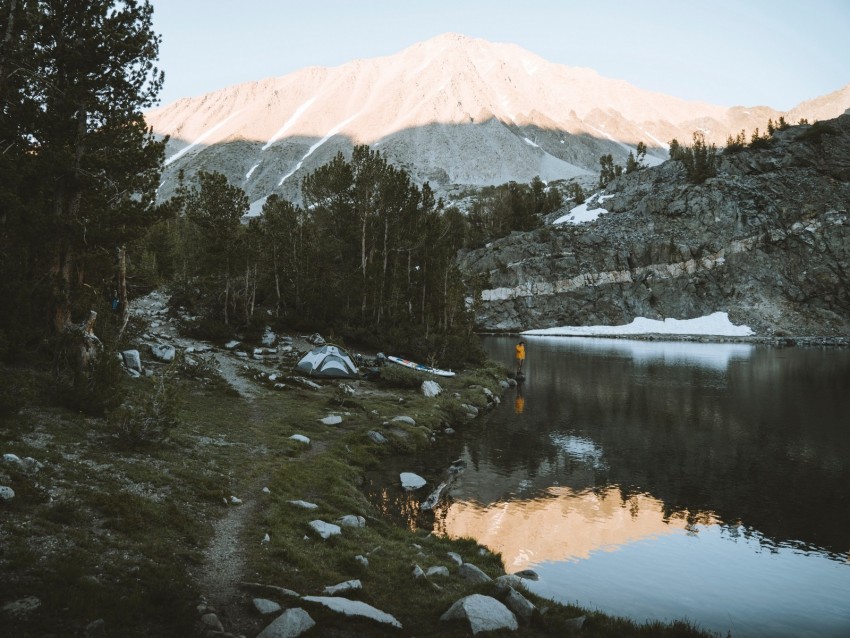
[{"x1": 0, "y1": 0, "x2": 165, "y2": 358}]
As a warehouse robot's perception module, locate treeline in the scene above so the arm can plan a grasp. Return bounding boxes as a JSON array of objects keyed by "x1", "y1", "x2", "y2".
[{"x1": 136, "y1": 147, "x2": 485, "y2": 366}]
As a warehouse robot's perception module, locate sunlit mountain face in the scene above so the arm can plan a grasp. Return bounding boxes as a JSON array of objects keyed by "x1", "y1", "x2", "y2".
[{"x1": 145, "y1": 33, "x2": 850, "y2": 210}]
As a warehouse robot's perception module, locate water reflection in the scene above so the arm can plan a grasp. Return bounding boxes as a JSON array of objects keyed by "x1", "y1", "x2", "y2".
[
  {"x1": 436, "y1": 485, "x2": 717, "y2": 571},
  {"x1": 363, "y1": 336, "x2": 850, "y2": 637},
  {"x1": 525, "y1": 335, "x2": 754, "y2": 371}
]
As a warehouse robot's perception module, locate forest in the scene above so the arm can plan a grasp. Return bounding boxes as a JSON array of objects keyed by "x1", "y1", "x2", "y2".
[{"x1": 0, "y1": 1, "x2": 564, "y2": 389}]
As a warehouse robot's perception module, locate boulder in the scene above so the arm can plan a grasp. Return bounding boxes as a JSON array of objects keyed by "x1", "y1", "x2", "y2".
[
  {"x1": 261, "y1": 327, "x2": 277, "y2": 347},
  {"x1": 0, "y1": 485, "x2": 15, "y2": 500},
  {"x1": 447, "y1": 551, "x2": 463, "y2": 566},
  {"x1": 426, "y1": 566, "x2": 450, "y2": 577},
  {"x1": 391, "y1": 415, "x2": 416, "y2": 426},
  {"x1": 440, "y1": 594, "x2": 518, "y2": 634},
  {"x1": 421, "y1": 380, "x2": 442, "y2": 397},
  {"x1": 301, "y1": 596, "x2": 402, "y2": 629}
]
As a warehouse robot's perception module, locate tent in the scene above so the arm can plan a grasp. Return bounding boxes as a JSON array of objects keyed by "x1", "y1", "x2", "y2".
[{"x1": 295, "y1": 344, "x2": 360, "y2": 378}]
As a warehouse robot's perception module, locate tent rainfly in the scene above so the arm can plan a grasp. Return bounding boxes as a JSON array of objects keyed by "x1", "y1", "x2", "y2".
[{"x1": 295, "y1": 344, "x2": 360, "y2": 378}]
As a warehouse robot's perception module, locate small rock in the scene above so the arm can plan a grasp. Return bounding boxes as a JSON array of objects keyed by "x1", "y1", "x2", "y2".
[
  {"x1": 262, "y1": 487, "x2": 271, "y2": 494},
  {"x1": 1, "y1": 596, "x2": 40, "y2": 617},
  {"x1": 412, "y1": 564, "x2": 425, "y2": 579},
  {"x1": 309, "y1": 520, "x2": 341, "y2": 539},
  {"x1": 288, "y1": 500, "x2": 318, "y2": 510},
  {"x1": 200, "y1": 613, "x2": 224, "y2": 632},
  {"x1": 0, "y1": 485, "x2": 15, "y2": 500},
  {"x1": 515, "y1": 569, "x2": 540, "y2": 581},
  {"x1": 256, "y1": 607, "x2": 315, "y2": 638},
  {"x1": 336, "y1": 515, "x2": 366, "y2": 528},
  {"x1": 400, "y1": 472, "x2": 427, "y2": 490},
  {"x1": 261, "y1": 533, "x2": 270, "y2": 544},
  {"x1": 447, "y1": 551, "x2": 463, "y2": 566},
  {"x1": 224, "y1": 340, "x2": 240, "y2": 350},
  {"x1": 261, "y1": 327, "x2": 277, "y2": 347},
  {"x1": 426, "y1": 566, "x2": 450, "y2": 577},
  {"x1": 564, "y1": 615, "x2": 587, "y2": 632},
  {"x1": 229, "y1": 495, "x2": 242, "y2": 505},
  {"x1": 458, "y1": 562, "x2": 491, "y2": 584},
  {"x1": 252, "y1": 598, "x2": 281, "y2": 615},
  {"x1": 289, "y1": 434, "x2": 310, "y2": 445},
  {"x1": 121, "y1": 349, "x2": 142, "y2": 372},
  {"x1": 367, "y1": 431, "x2": 388, "y2": 444},
  {"x1": 319, "y1": 414, "x2": 342, "y2": 425},
  {"x1": 392, "y1": 415, "x2": 416, "y2": 426},
  {"x1": 355, "y1": 555, "x2": 369, "y2": 568},
  {"x1": 150, "y1": 343, "x2": 176, "y2": 362},
  {"x1": 323, "y1": 579, "x2": 362, "y2": 595}
]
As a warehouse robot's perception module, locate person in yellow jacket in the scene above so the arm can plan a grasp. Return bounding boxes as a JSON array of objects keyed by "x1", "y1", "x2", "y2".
[{"x1": 515, "y1": 340, "x2": 526, "y2": 376}]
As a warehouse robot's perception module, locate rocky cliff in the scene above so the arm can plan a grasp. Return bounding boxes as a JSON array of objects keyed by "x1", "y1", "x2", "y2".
[{"x1": 459, "y1": 115, "x2": 850, "y2": 337}]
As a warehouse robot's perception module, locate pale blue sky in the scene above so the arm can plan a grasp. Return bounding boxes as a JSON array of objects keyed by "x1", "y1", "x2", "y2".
[{"x1": 149, "y1": 0, "x2": 850, "y2": 111}]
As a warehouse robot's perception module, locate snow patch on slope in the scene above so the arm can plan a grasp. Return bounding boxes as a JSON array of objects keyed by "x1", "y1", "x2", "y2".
[{"x1": 164, "y1": 109, "x2": 244, "y2": 166}]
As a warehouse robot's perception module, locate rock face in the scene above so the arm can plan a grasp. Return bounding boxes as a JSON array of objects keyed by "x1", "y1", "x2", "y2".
[{"x1": 460, "y1": 115, "x2": 850, "y2": 337}]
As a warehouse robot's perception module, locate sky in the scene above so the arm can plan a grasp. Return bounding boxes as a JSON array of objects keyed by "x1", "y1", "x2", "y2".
[{"x1": 148, "y1": 0, "x2": 850, "y2": 111}]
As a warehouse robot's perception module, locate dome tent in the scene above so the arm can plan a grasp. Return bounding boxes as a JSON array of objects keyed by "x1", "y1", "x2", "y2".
[{"x1": 295, "y1": 344, "x2": 359, "y2": 378}]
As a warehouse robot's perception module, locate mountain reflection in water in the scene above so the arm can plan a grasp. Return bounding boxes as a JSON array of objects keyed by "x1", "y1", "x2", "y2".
[{"x1": 364, "y1": 336, "x2": 850, "y2": 637}]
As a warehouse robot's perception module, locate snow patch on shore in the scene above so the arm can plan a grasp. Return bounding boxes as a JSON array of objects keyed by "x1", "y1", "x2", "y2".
[{"x1": 523, "y1": 312, "x2": 753, "y2": 337}]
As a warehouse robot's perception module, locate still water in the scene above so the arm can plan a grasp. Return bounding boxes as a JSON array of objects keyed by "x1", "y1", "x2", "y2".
[{"x1": 366, "y1": 336, "x2": 850, "y2": 637}]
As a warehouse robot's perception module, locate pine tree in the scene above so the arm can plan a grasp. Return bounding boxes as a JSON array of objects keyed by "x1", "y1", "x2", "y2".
[{"x1": 0, "y1": 0, "x2": 165, "y2": 359}]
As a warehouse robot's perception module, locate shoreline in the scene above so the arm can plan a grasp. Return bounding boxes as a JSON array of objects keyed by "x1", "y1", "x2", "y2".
[{"x1": 477, "y1": 332, "x2": 850, "y2": 347}]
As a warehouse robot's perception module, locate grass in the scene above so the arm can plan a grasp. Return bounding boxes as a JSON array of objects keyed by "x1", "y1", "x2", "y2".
[{"x1": 0, "y1": 356, "x2": 718, "y2": 637}]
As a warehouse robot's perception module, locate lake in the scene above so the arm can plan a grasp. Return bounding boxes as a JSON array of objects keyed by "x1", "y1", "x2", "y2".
[{"x1": 365, "y1": 336, "x2": 850, "y2": 637}]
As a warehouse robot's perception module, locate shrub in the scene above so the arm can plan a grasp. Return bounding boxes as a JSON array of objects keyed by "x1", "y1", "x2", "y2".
[
  {"x1": 377, "y1": 363, "x2": 424, "y2": 389},
  {"x1": 109, "y1": 369, "x2": 181, "y2": 446}
]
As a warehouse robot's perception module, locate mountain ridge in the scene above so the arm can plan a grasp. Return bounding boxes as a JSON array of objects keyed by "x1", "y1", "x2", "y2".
[{"x1": 145, "y1": 33, "x2": 850, "y2": 209}]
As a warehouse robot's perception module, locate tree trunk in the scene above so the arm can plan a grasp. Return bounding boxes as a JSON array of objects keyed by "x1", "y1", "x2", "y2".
[{"x1": 116, "y1": 245, "x2": 130, "y2": 341}]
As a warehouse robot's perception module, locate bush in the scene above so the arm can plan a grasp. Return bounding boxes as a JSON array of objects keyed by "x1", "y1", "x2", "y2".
[
  {"x1": 59, "y1": 348, "x2": 126, "y2": 417},
  {"x1": 377, "y1": 363, "x2": 424, "y2": 389},
  {"x1": 109, "y1": 369, "x2": 181, "y2": 446}
]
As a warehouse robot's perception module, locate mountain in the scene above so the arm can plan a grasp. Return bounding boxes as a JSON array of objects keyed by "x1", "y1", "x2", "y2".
[
  {"x1": 145, "y1": 33, "x2": 850, "y2": 213},
  {"x1": 458, "y1": 114, "x2": 850, "y2": 337}
]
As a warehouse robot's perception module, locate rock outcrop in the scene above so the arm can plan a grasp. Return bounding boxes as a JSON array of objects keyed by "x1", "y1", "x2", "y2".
[{"x1": 460, "y1": 115, "x2": 850, "y2": 337}]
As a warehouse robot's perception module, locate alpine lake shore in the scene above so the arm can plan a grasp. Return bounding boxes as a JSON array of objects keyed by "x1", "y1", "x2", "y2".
[{"x1": 1, "y1": 300, "x2": 718, "y2": 638}]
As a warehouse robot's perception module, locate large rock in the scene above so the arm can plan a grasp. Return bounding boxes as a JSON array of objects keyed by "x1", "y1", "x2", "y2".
[
  {"x1": 0, "y1": 485, "x2": 15, "y2": 500},
  {"x1": 302, "y1": 596, "x2": 402, "y2": 628},
  {"x1": 440, "y1": 594, "x2": 518, "y2": 634},
  {"x1": 421, "y1": 380, "x2": 442, "y2": 397}
]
